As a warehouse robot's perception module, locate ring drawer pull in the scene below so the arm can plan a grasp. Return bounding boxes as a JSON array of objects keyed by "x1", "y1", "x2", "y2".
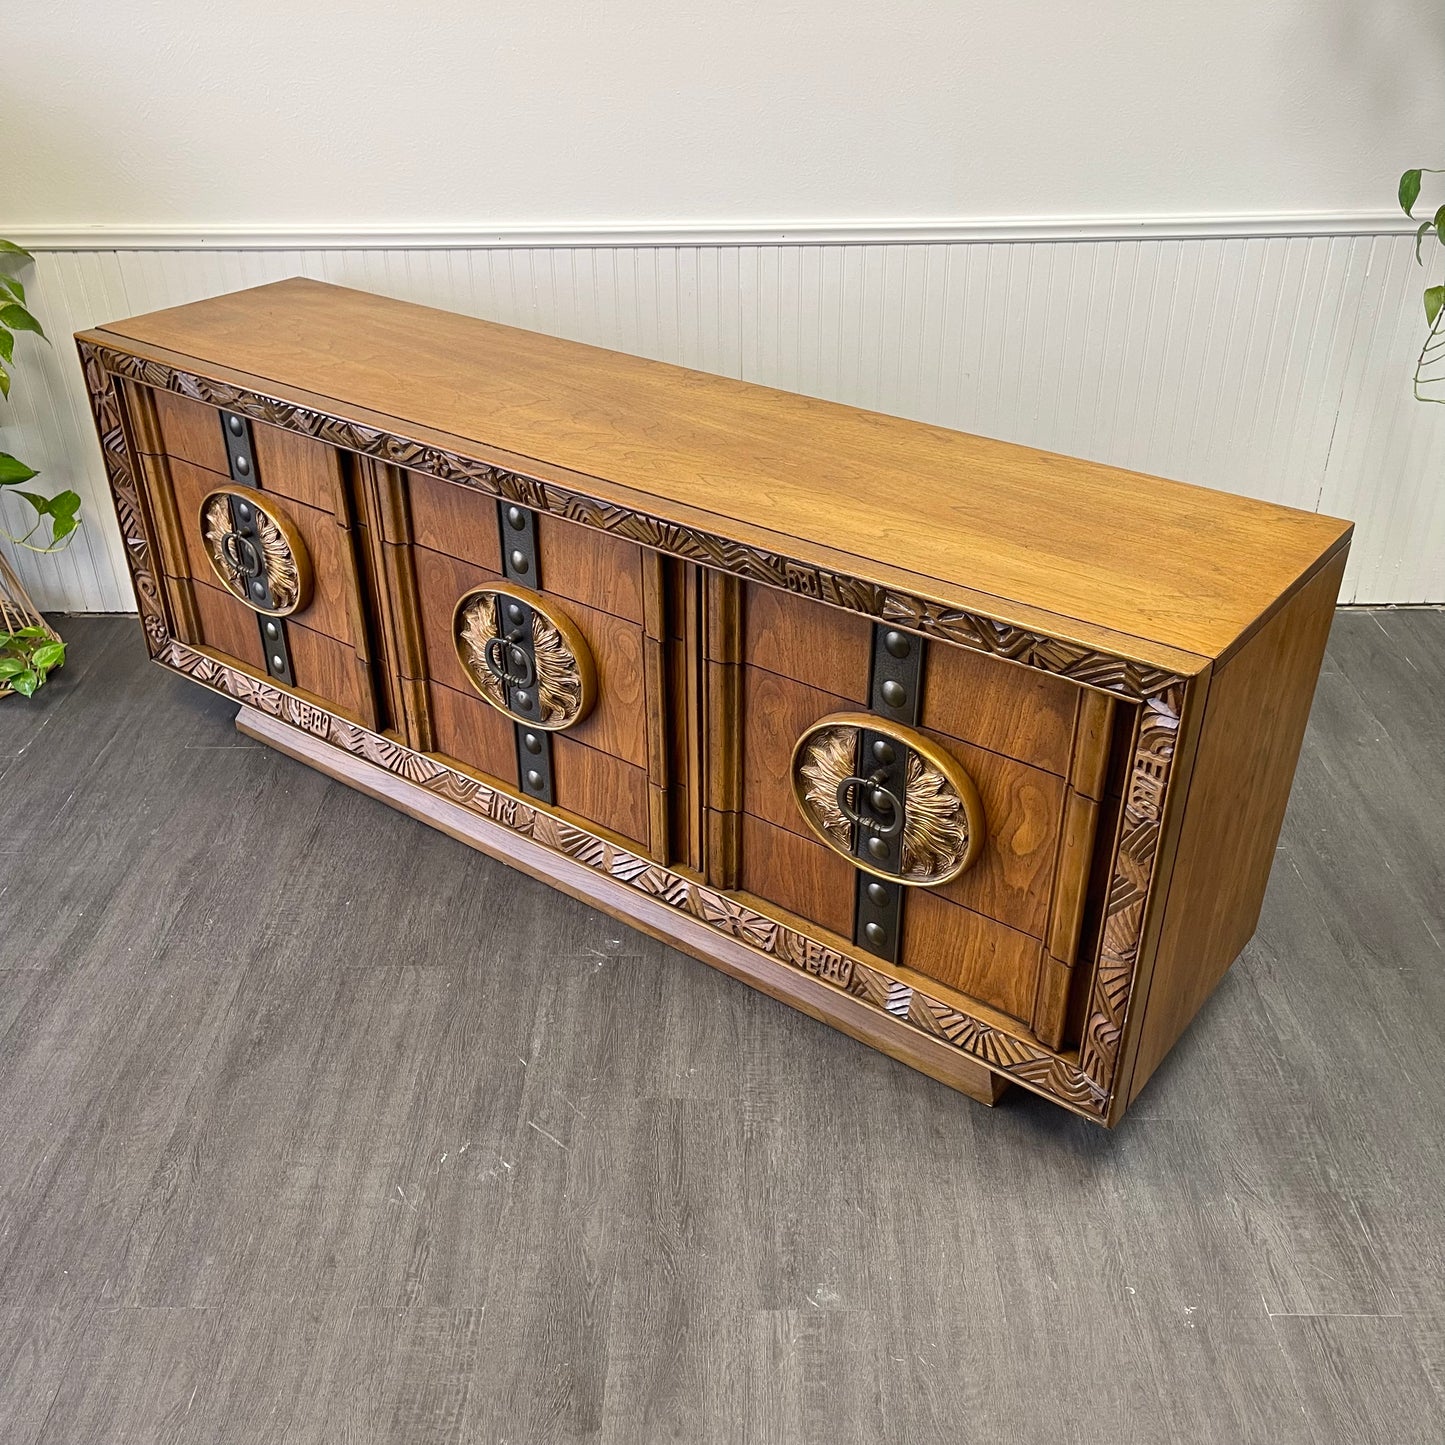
[
  {"x1": 791, "y1": 712, "x2": 985, "y2": 886},
  {"x1": 482, "y1": 633, "x2": 536, "y2": 691},
  {"x1": 199, "y1": 488, "x2": 312, "y2": 616},
  {"x1": 834, "y1": 771, "x2": 905, "y2": 838},
  {"x1": 453, "y1": 582, "x2": 597, "y2": 730}
]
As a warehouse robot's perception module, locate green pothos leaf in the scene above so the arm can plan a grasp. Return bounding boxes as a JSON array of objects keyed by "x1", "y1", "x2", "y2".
[
  {"x1": 31, "y1": 641, "x2": 66, "y2": 672},
  {"x1": 0, "y1": 303, "x2": 44, "y2": 341},
  {"x1": 1401, "y1": 168, "x2": 1424, "y2": 216},
  {"x1": 0, "y1": 451, "x2": 38, "y2": 486}
]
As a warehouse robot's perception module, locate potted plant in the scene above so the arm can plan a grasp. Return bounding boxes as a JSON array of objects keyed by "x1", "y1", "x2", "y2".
[{"x1": 0, "y1": 239, "x2": 81, "y2": 698}]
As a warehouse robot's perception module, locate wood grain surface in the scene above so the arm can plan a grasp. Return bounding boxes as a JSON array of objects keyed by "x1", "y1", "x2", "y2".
[
  {"x1": 740, "y1": 666, "x2": 1066, "y2": 939},
  {"x1": 91, "y1": 278, "x2": 1351, "y2": 661},
  {"x1": 412, "y1": 543, "x2": 649, "y2": 770},
  {"x1": 165, "y1": 457, "x2": 358, "y2": 647},
  {"x1": 189, "y1": 578, "x2": 264, "y2": 671},
  {"x1": 5, "y1": 612, "x2": 1433, "y2": 1443}
]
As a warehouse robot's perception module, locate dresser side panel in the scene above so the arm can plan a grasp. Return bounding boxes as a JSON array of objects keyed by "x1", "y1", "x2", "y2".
[{"x1": 1124, "y1": 547, "x2": 1349, "y2": 1106}]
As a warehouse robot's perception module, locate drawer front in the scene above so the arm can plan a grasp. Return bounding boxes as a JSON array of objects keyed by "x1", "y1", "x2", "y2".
[
  {"x1": 132, "y1": 390, "x2": 1108, "y2": 1048},
  {"x1": 168, "y1": 459, "x2": 358, "y2": 646},
  {"x1": 744, "y1": 582, "x2": 1080, "y2": 775},
  {"x1": 408, "y1": 469, "x2": 647, "y2": 623},
  {"x1": 403, "y1": 478, "x2": 658, "y2": 852},
  {"x1": 736, "y1": 584, "x2": 1110, "y2": 1042},
  {"x1": 742, "y1": 668, "x2": 1065, "y2": 937},
  {"x1": 144, "y1": 389, "x2": 375, "y2": 724}
]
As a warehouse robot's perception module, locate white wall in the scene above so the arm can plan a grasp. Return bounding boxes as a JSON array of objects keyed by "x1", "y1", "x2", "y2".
[
  {"x1": 8, "y1": 1, "x2": 1443, "y2": 229},
  {"x1": 4, "y1": 5, "x2": 1445, "y2": 611}
]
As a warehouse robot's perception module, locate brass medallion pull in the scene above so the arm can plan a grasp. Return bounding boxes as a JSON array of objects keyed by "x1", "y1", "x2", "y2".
[
  {"x1": 219, "y1": 529, "x2": 263, "y2": 581},
  {"x1": 791, "y1": 712, "x2": 985, "y2": 887},
  {"x1": 198, "y1": 487, "x2": 312, "y2": 618},
  {"x1": 453, "y1": 582, "x2": 597, "y2": 731}
]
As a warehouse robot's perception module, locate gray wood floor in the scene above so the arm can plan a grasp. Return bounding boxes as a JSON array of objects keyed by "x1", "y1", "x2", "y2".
[{"x1": 1, "y1": 611, "x2": 1442, "y2": 1444}]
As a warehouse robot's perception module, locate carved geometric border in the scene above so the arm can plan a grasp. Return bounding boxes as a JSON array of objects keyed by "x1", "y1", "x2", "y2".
[
  {"x1": 77, "y1": 336, "x2": 1190, "y2": 1120},
  {"x1": 88, "y1": 343, "x2": 1191, "y2": 701}
]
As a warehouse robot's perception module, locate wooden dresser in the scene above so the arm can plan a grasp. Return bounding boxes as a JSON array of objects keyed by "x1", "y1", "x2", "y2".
[{"x1": 77, "y1": 279, "x2": 1351, "y2": 1125}]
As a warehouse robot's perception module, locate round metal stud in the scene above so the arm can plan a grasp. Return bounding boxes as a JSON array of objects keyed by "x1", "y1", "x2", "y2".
[
  {"x1": 264, "y1": 621, "x2": 279, "y2": 640},
  {"x1": 884, "y1": 630, "x2": 911, "y2": 659},
  {"x1": 236, "y1": 502, "x2": 250, "y2": 520},
  {"x1": 866, "y1": 881, "x2": 890, "y2": 907},
  {"x1": 514, "y1": 689, "x2": 532, "y2": 710},
  {"x1": 525, "y1": 769, "x2": 544, "y2": 790},
  {"x1": 507, "y1": 505, "x2": 526, "y2": 529},
  {"x1": 880, "y1": 679, "x2": 906, "y2": 708},
  {"x1": 871, "y1": 738, "x2": 896, "y2": 766},
  {"x1": 509, "y1": 549, "x2": 529, "y2": 573},
  {"x1": 869, "y1": 787, "x2": 895, "y2": 815},
  {"x1": 507, "y1": 602, "x2": 525, "y2": 625},
  {"x1": 271, "y1": 654, "x2": 285, "y2": 670},
  {"x1": 522, "y1": 731, "x2": 542, "y2": 755},
  {"x1": 250, "y1": 580, "x2": 266, "y2": 599},
  {"x1": 864, "y1": 921, "x2": 887, "y2": 946},
  {"x1": 867, "y1": 836, "x2": 890, "y2": 860},
  {"x1": 234, "y1": 455, "x2": 250, "y2": 477},
  {"x1": 227, "y1": 414, "x2": 245, "y2": 437}
]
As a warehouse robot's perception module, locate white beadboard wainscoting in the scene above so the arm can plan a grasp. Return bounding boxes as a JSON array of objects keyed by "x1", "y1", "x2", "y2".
[{"x1": 5, "y1": 228, "x2": 1444, "y2": 613}]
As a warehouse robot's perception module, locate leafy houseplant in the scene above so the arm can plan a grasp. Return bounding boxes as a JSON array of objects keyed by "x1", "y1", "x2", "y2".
[
  {"x1": 0, "y1": 239, "x2": 81, "y2": 697},
  {"x1": 1398, "y1": 169, "x2": 1445, "y2": 401}
]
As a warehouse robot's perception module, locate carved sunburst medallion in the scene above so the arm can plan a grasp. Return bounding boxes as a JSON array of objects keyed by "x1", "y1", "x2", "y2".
[
  {"x1": 199, "y1": 489, "x2": 312, "y2": 617},
  {"x1": 453, "y1": 583, "x2": 597, "y2": 730},
  {"x1": 791, "y1": 713, "x2": 985, "y2": 886}
]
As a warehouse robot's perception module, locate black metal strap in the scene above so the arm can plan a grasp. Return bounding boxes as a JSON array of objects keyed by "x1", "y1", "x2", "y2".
[
  {"x1": 852, "y1": 625, "x2": 925, "y2": 961},
  {"x1": 497, "y1": 501, "x2": 554, "y2": 805},
  {"x1": 219, "y1": 409, "x2": 294, "y2": 687}
]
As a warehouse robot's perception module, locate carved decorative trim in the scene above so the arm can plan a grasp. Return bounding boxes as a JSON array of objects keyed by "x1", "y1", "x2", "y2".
[
  {"x1": 77, "y1": 342, "x2": 170, "y2": 653},
  {"x1": 1079, "y1": 686, "x2": 1184, "y2": 1088},
  {"x1": 77, "y1": 336, "x2": 1190, "y2": 1119},
  {"x1": 86, "y1": 345, "x2": 1187, "y2": 702}
]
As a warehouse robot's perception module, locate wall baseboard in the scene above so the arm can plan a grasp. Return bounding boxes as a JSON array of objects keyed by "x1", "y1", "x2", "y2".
[{"x1": 4, "y1": 211, "x2": 1420, "y2": 251}]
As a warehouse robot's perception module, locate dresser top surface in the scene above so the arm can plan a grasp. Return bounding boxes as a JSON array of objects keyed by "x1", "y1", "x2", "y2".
[{"x1": 86, "y1": 277, "x2": 1351, "y2": 667}]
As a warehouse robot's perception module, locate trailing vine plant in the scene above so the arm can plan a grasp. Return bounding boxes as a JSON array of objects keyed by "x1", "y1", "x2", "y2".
[
  {"x1": 0, "y1": 239, "x2": 79, "y2": 696},
  {"x1": 1399, "y1": 168, "x2": 1445, "y2": 401}
]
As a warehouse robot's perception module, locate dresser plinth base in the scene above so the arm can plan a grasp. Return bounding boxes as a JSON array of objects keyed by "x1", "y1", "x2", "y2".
[{"x1": 235, "y1": 704, "x2": 1011, "y2": 1109}]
